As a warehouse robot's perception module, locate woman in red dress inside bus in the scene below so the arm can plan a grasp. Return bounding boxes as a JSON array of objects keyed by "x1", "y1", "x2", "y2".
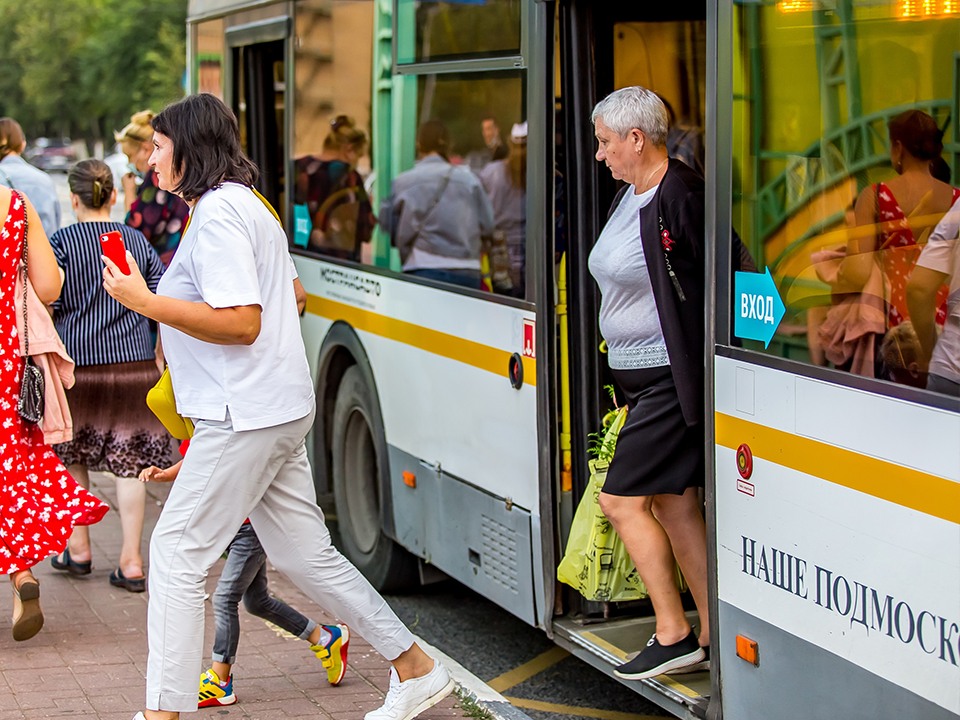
[{"x1": 0, "y1": 186, "x2": 108, "y2": 641}]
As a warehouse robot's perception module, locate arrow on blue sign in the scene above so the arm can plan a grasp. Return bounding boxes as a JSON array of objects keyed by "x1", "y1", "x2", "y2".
[{"x1": 734, "y1": 268, "x2": 786, "y2": 349}]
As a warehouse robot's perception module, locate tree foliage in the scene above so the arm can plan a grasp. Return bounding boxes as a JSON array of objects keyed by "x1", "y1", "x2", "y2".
[{"x1": 0, "y1": 0, "x2": 187, "y2": 146}]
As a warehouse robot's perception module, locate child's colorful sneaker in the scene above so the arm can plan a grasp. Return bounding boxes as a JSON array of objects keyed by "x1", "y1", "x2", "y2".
[
  {"x1": 198, "y1": 669, "x2": 237, "y2": 707},
  {"x1": 311, "y1": 623, "x2": 350, "y2": 685}
]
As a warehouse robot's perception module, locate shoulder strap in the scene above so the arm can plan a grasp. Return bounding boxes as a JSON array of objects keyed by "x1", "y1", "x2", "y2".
[
  {"x1": 0, "y1": 166, "x2": 15, "y2": 191},
  {"x1": 413, "y1": 166, "x2": 454, "y2": 239},
  {"x1": 14, "y1": 190, "x2": 29, "y2": 354}
]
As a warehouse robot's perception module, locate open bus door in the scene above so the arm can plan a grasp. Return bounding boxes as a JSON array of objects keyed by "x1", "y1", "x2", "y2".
[
  {"x1": 553, "y1": 1, "x2": 714, "y2": 718},
  {"x1": 225, "y1": 19, "x2": 289, "y2": 225}
]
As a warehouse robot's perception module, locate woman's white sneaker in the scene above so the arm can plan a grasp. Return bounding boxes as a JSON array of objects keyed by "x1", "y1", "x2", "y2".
[{"x1": 364, "y1": 661, "x2": 455, "y2": 720}]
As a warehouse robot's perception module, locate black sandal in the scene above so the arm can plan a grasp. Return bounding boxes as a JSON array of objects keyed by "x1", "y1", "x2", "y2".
[
  {"x1": 51, "y1": 548, "x2": 92, "y2": 576},
  {"x1": 109, "y1": 568, "x2": 146, "y2": 593}
]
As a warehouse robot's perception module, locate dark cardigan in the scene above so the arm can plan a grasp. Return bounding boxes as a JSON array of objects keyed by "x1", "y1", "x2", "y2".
[{"x1": 605, "y1": 159, "x2": 706, "y2": 427}]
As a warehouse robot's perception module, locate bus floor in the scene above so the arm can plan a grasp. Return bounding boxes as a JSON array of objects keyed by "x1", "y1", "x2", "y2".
[{"x1": 381, "y1": 581, "x2": 682, "y2": 720}]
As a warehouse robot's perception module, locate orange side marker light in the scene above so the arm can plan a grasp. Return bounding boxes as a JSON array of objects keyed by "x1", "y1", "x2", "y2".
[
  {"x1": 402, "y1": 471, "x2": 417, "y2": 488},
  {"x1": 736, "y1": 635, "x2": 759, "y2": 666}
]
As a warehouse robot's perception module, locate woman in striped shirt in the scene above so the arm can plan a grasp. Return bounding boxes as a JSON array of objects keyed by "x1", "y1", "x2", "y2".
[{"x1": 49, "y1": 159, "x2": 169, "y2": 592}]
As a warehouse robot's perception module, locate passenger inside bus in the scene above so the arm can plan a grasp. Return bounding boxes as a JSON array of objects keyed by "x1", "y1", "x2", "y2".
[
  {"x1": 385, "y1": 119, "x2": 494, "y2": 290},
  {"x1": 465, "y1": 114, "x2": 509, "y2": 174},
  {"x1": 479, "y1": 121, "x2": 527, "y2": 297},
  {"x1": 293, "y1": 115, "x2": 374, "y2": 263}
]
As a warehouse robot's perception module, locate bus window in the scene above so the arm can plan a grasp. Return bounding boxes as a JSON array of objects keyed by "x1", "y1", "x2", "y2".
[
  {"x1": 732, "y1": 0, "x2": 960, "y2": 399},
  {"x1": 389, "y1": 71, "x2": 526, "y2": 297},
  {"x1": 291, "y1": 0, "x2": 376, "y2": 264},
  {"x1": 195, "y1": 18, "x2": 224, "y2": 98},
  {"x1": 396, "y1": 0, "x2": 521, "y2": 64}
]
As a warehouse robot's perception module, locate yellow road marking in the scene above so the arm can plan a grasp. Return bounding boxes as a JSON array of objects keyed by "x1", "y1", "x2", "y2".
[
  {"x1": 504, "y1": 697, "x2": 665, "y2": 720},
  {"x1": 716, "y1": 413, "x2": 960, "y2": 525},
  {"x1": 487, "y1": 647, "x2": 570, "y2": 692},
  {"x1": 306, "y1": 294, "x2": 537, "y2": 386}
]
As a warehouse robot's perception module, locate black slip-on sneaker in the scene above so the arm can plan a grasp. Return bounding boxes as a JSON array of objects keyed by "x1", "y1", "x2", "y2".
[
  {"x1": 668, "y1": 644, "x2": 710, "y2": 674},
  {"x1": 614, "y1": 631, "x2": 705, "y2": 680}
]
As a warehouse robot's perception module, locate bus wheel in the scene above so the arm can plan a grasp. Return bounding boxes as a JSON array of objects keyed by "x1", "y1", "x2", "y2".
[{"x1": 331, "y1": 365, "x2": 418, "y2": 592}]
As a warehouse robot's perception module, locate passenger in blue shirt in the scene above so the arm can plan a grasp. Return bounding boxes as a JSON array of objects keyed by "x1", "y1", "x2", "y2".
[
  {"x1": 47, "y1": 159, "x2": 169, "y2": 593},
  {"x1": 0, "y1": 117, "x2": 62, "y2": 237}
]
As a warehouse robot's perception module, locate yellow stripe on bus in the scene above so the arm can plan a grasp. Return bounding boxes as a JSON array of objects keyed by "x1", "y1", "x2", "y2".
[
  {"x1": 305, "y1": 294, "x2": 536, "y2": 387},
  {"x1": 715, "y1": 413, "x2": 960, "y2": 525}
]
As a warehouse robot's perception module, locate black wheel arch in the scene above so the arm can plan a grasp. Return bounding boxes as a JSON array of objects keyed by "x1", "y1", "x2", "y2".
[{"x1": 313, "y1": 321, "x2": 396, "y2": 540}]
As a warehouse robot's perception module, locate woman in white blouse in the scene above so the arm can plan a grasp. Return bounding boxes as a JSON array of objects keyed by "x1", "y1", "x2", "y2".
[{"x1": 103, "y1": 94, "x2": 451, "y2": 720}]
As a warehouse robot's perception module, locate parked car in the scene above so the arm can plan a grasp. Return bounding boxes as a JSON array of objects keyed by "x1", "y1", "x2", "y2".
[{"x1": 25, "y1": 137, "x2": 79, "y2": 172}]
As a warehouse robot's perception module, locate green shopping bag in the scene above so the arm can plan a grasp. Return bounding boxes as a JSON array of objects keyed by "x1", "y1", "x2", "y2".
[{"x1": 557, "y1": 407, "x2": 684, "y2": 602}]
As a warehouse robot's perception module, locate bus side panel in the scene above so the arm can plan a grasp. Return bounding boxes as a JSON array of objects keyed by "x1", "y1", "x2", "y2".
[
  {"x1": 389, "y1": 445, "x2": 536, "y2": 625},
  {"x1": 718, "y1": 601, "x2": 958, "y2": 720},
  {"x1": 715, "y1": 356, "x2": 960, "y2": 719},
  {"x1": 297, "y1": 259, "x2": 541, "y2": 514}
]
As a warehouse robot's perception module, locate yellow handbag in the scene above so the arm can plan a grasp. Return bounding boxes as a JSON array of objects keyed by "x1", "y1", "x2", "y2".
[
  {"x1": 146, "y1": 367, "x2": 194, "y2": 440},
  {"x1": 145, "y1": 187, "x2": 281, "y2": 441}
]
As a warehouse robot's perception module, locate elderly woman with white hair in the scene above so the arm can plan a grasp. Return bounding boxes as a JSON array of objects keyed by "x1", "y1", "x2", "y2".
[{"x1": 589, "y1": 86, "x2": 710, "y2": 679}]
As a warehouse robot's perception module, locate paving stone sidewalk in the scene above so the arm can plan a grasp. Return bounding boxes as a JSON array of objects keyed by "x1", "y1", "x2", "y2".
[{"x1": 0, "y1": 474, "x2": 464, "y2": 720}]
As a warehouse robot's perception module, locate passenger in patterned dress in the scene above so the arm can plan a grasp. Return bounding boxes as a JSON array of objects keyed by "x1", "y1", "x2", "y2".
[
  {"x1": 0, "y1": 186, "x2": 108, "y2": 641},
  {"x1": 117, "y1": 111, "x2": 189, "y2": 266}
]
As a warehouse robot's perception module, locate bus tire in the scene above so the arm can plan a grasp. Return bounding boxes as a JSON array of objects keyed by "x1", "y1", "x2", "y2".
[{"x1": 330, "y1": 365, "x2": 418, "y2": 592}]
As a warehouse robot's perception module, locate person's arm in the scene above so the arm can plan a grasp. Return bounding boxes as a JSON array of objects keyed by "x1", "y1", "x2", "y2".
[
  {"x1": 23, "y1": 194, "x2": 63, "y2": 304},
  {"x1": 102, "y1": 252, "x2": 261, "y2": 345},
  {"x1": 294, "y1": 277, "x2": 307, "y2": 315},
  {"x1": 122, "y1": 173, "x2": 139, "y2": 214},
  {"x1": 906, "y1": 265, "x2": 947, "y2": 367},
  {"x1": 139, "y1": 459, "x2": 183, "y2": 483},
  {"x1": 907, "y1": 201, "x2": 960, "y2": 366},
  {"x1": 475, "y1": 178, "x2": 496, "y2": 237},
  {"x1": 838, "y1": 186, "x2": 880, "y2": 291}
]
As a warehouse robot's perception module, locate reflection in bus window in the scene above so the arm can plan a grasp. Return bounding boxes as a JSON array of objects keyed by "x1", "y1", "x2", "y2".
[
  {"x1": 293, "y1": 116, "x2": 375, "y2": 262},
  {"x1": 731, "y1": 0, "x2": 960, "y2": 397},
  {"x1": 291, "y1": 0, "x2": 376, "y2": 263},
  {"x1": 385, "y1": 120, "x2": 494, "y2": 291},
  {"x1": 480, "y1": 122, "x2": 527, "y2": 296},
  {"x1": 396, "y1": 0, "x2": 521, "y2": 64},
  {"x1": 382, "y1": 71, "x2": 525, "y2": 297}
]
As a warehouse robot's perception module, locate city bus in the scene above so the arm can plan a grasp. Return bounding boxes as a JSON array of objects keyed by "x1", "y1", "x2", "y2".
[{"x1": 184, "y1": 1, "x2": 960, "y2": 718}]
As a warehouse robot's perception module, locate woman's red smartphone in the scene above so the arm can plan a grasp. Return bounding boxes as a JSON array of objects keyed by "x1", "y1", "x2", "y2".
[{"x1": 99, "y1": 231, "x2": 130, "y2": 275}]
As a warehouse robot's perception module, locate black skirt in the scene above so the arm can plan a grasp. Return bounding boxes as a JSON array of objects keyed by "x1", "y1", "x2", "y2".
[{"x1": 603, "y1": 365, "x2": 704, "y2": 497}]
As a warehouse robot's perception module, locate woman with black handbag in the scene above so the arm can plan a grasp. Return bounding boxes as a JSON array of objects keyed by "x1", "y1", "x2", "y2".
[{"x1": 0, "y1": 185, "x2": 108, "y2": 641}]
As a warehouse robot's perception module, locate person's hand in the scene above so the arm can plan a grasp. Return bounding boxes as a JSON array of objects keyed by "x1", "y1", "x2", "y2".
[
  {"x1": 139, "y1": 465, "x2": 178, "y2": 483},
  {"x1": 121, "y1": 172, "x2": 138, "y2": 197},
  {"x1": 103, "y1": 251, "x2": 152, "y2": 314}
]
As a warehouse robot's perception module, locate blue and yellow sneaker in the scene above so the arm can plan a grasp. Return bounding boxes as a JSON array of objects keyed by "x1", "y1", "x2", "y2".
[
  {"x1": 198, "y1": 669, "x2": 237, "y2": 708},
  {"x1": 311, "y1": 623, "x2": 350, "y2": 685}
]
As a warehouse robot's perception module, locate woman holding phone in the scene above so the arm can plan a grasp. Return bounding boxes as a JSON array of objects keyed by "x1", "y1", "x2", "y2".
[
  {"x1": 48, "y1": 159, "x2": 169, "y2": 592},
  {"x1": 102, "y1": 93, "x2": 451, "y2": 720}
]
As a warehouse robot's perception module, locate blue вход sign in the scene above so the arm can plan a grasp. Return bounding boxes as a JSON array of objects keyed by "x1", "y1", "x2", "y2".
[{"x1": 734, "y1": 269, "x2": 785, "y2": 349}]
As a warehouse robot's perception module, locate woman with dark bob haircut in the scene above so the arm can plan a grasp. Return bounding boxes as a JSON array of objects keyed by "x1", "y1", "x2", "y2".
[{"x1": 103, "y1": 93, "x2": 452, "y2": 720}]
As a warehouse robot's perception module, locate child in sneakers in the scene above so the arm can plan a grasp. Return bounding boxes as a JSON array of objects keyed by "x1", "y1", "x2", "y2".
[{"x1": 140, "y1": 454, "x2": 349, "y2": 708}]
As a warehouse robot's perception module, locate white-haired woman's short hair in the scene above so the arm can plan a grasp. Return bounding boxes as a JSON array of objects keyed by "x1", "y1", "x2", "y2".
[{"x1": 592, "y1": 87, "x2": 668, "y2": 147}]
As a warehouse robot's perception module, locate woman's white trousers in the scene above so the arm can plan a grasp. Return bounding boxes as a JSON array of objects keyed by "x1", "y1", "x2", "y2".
[{"x1": 145, "y1": 405, "x2": 416, "y2": 711}]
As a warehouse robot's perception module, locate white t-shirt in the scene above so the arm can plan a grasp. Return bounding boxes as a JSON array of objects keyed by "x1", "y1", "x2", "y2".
[
  {"x1": 588, "y1": 184, "x2": 670, "y2": 370},
  {"x1": 157, "y1": 183, "x2": 315, "y2": 431},
  {"x1": 916, "y1": 198, "x2": 960, "y2": 384}
]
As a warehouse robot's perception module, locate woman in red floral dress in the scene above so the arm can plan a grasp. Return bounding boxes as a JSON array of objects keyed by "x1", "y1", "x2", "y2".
[{"x1": 0, "y1": 186, "x2": 108, "y2": 641}]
